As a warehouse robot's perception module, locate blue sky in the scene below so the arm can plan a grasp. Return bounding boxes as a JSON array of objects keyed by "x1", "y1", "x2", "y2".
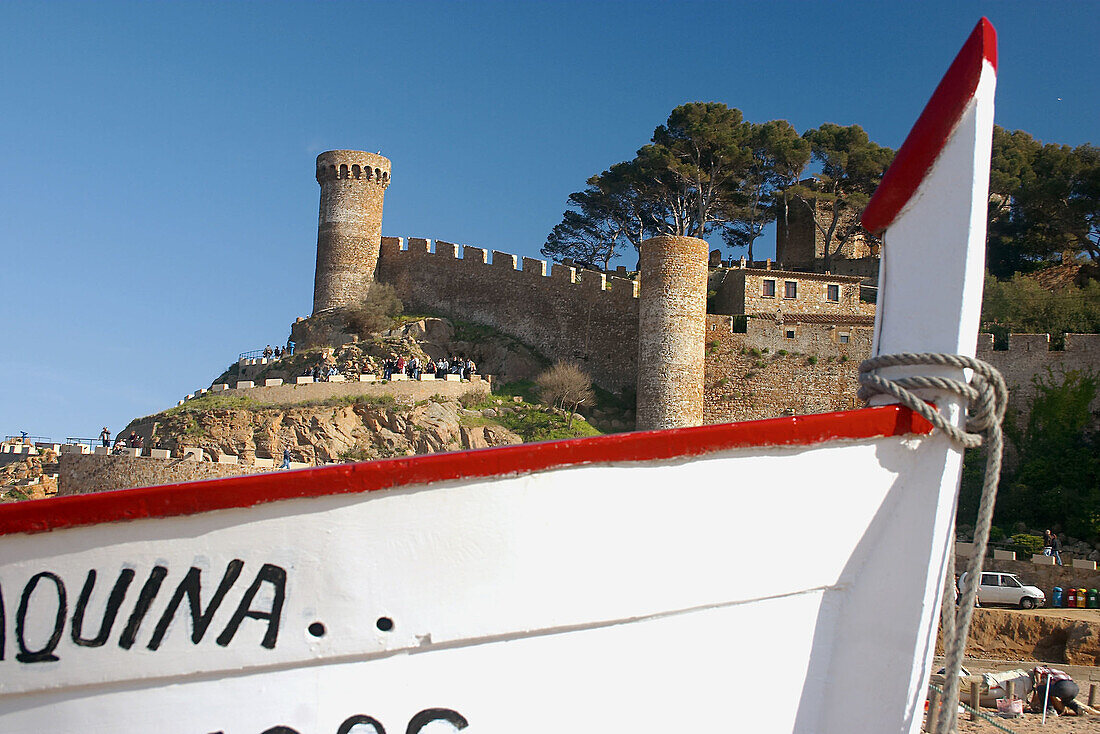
[{"x1": 1, "y1": 1, "x2": 1096, "y2": 441}]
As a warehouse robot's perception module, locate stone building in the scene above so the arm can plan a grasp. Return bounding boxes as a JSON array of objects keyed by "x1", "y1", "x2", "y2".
[
  {"x1": 775, "y1": 193, "x2": 880, "y2": 280},
  {"x1": 298, "y1": 149, "x2": 1098, "y2": 431},
  {"x1": 708, "y1": 264, "x2": 871, "y2": 322}
]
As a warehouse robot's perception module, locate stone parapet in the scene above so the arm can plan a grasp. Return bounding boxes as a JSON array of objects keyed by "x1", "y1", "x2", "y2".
[
  {"x1": 376, "y1": 236, "x2": 639, "y2": 391},
  {"x1": 58, "y1": 453, "x2": 279, "y2": 496}
]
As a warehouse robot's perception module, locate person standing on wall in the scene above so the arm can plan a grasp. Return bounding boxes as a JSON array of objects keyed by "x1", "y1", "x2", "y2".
[{"x1": 99, "y1": 427, "x2": 111, "y2": 448}]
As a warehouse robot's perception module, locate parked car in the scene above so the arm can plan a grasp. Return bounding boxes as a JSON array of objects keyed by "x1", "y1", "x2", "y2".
[{"x1": 962, "y1": 571, "x2": 1045, "y2": 609}]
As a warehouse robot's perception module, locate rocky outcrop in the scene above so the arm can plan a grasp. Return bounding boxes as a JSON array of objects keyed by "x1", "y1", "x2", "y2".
[{"x1": 133, "y1": 398, "x2": 522, "y2": 466}]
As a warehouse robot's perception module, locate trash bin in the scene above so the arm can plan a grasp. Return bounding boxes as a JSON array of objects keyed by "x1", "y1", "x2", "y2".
[
  {"x1": 1053, "y1": 587, "x2": 1064, "y2": 608},
  {"x1": 1088, "y1": 589, "x2": 1098, "y2": 609},
  {"x1": 1080, "y1": 588, "x2": 1088, "y2": 608},
  {"x1": 1068, "y1": 588, "x2": 1077, "y2": 607}
]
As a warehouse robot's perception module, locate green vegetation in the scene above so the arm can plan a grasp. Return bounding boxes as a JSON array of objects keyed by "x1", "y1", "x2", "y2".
[
  {"x1": 987, "y1": 128, "x2": 1099, "y2": 276},
  {"x1": 535, "y1": 362, "x2": 595, "y2": 429},
  {"x1": 982, "y1": 273, "x2": 1100, "y2": 349},
  {"x1": 960, "y1": 368, "x2": 1100, "y2": 538},
  {"x1": 542, "y1": 103, "x2": 892, "y2": 266},
  {"x1": 807, "y1": 355, "x2": 818, "y2": 365},
  {"x1": 1009, "y1": 533, "x2": 1045, "y2": 556},
  {"x1": 345, "y1": 283, "x2": 403, "y2": 337},
  {"x1": 493, "y1": 405, "x2": 600, "y2": 442}
]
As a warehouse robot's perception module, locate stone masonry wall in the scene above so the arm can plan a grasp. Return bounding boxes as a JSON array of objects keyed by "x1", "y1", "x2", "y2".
[
  {"x1": 703, "y1": 315, "x2": 873, "y2": 424},
  {"x1": 313, "y1": 150, "x2": 391, "y2": 313},
  {"x1": 376, "y1": 237, "x2": 639, "y2": 391},
  {"x1": 714, "y1": 268, "x2": 869, "y2": 317},
  {"x1": 58, "y1": 453, "x2": 272, "y2": 496},
  {"x1": 775, "y1": 197, "x2": 877, "y2": 268},
  {"x1": 637, "y1": 236, "x2": 708, "y2": 430},
  {"x1": 978, "y1": 333, "x2": 1100, "y2": 428}
]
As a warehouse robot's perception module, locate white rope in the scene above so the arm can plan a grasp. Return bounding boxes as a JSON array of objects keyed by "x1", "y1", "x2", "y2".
[{"x1": 859, "y1": 353, "x2": 1008, "y2": 734}]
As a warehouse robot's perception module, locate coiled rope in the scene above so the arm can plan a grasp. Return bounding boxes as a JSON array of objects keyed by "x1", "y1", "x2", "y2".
[{"x1": 859, "y1": 353, "x2": 1008, "y2": 734}]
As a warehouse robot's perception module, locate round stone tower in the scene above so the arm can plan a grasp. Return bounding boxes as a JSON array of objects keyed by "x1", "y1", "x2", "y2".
[
  {"x1": 636, "y1": 235, "x2": 709, "y2": 431},
  {"x1": 312, "y1": 150, "x2": 391, "y2": 314}
]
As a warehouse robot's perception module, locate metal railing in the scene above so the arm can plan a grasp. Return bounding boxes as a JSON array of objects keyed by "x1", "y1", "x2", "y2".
[
  {"x1": 4, "y1": 435, "x2": 51, "y2": 444},
  {"x1": 65, "y1": 437, "x2": 102, "y2": 448}
]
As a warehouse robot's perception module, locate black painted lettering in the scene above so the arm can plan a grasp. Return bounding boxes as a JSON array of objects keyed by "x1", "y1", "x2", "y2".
[
  {"x1": 406, "y1": 709, "x2": 468, "y2": 734},
  {"x1": 260, "y1": 729, "x2": 300, "y2": 734},
  {"x1": 337, "y1": 715, "x2": 386, "y2": 734},
  {"x1": 119, "y1": 565, "x2": 168, "y2": 649},
  {"x1": 148, "y1": 560, "x2": 244, "y2": 650},
  {"x1": 15, "y1": 572, "x2": 66, "y2": 663},
  {"x1": 71, "y1": 568, "x2": 135, "y2": 647},
  {"x1": 216, "y1": 563, "x2": 286, "y2": 649},
  {"x1": 0, "y1": 580, "x2": 5, "y2": 661}
]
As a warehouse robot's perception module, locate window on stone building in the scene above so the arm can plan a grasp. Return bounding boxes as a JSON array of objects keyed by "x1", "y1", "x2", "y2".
[
  {"x1": 762, "y1": 279, "x2": 776, "y2": 297},
  {"x1": 785, "y1": 329, "x2": 795, "y2": 339},
  {"x1": 839, "y1": 332, "x2": 850, "y2": 344},
  {"x1": 784, "y1": 281, "x2": 797, "y2": 299},
  {"x1": 827, "y1": 284, "x2": 840, "y2": 302}
]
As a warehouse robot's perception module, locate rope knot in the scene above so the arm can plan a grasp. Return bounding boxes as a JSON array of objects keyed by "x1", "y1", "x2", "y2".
[
  {"x1": 860, "y1": 353, "x2": 1008, "y2": 734},
  {"x1": 857, "y1": 352, "x2": 1007, "y2": 449}
]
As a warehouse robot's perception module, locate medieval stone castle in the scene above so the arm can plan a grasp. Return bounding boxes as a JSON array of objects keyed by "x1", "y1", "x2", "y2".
[{"x1": 301, "y1": 149, "x2": 1100, "y2": 430}]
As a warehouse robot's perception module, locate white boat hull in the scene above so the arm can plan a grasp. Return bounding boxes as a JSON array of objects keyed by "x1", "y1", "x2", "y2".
[{"x1": 0, "y1": 408, "x2": 952, "y2": 733}]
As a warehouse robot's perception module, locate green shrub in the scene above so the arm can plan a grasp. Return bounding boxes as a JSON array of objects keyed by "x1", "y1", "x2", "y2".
[
  {"x1": 807, "y1": 356, "x2": 818, "y2": 365},
  {"x1": 1010, "y1": 533, "x2": 1045, "y2": 556},
  {"x1": 988, "y1": 526, "x2": 1006, "y2": 542}
]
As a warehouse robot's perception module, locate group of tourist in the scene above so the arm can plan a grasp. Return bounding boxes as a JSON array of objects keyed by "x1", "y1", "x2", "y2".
[
  {"x1": 262, "y1": 345, "x2": 288, "y2": 360},
  {"x1": 110, "y1": 431, "x2": 144, "y2": 454},
  {"x1": 307, "y1": 363, "x2": 341, "y2": 382},
  {"x1": 433, "y1": 355, "x2": 477, "y2": 380},
  {"x1": 378, "y1": 354, "x2": 476, "y2": 381}
]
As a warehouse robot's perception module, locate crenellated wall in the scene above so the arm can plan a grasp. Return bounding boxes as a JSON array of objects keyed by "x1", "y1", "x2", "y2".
[
  {"x1": 978, "y1": 333, "x2": 1100, "y2": 427},
  {"x1": 376, "y1": 237, "x2": 640, "y2": 391}
]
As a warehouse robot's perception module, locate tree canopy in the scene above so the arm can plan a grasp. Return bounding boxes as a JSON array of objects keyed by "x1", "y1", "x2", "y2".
[
  {"x1": 988, "y1": 126, "x2": 1100, "y2": 277},
  {"x1": 545, "y1": 107, "x2": 1097, "y2": 279},
  {"x1": 543, "y1": 103, "x2": 825, "y2": 267}
]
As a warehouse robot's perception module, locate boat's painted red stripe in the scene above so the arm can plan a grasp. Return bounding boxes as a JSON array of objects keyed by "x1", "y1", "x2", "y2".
[
  {"x1": 0, "y1": 406, "x2": 932, "y2": 536},
  {"x1": 861, "y1": 17, "x2": 997, "y2": 234}
]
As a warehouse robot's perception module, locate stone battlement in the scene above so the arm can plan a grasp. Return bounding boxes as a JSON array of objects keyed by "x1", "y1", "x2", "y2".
[
  {"x1": 315, "y1": 150, "x2": 391, "y2": 185},
  {"x1": 976, "y1": 332, "x2": 1100, "y2": 353},
  {"x1": 380, "y1": 237, "x2": 639, "y2": 301},
  {"x1": 377, "y1": 236, "x2": 640, "y2": 390}
]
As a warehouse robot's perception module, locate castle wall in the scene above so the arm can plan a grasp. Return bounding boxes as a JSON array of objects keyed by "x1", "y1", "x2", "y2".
[
  {"x1": 58, "y1": 453, "x2": 267, "y2": 496},
  {"x1": 977, "y1": 333, "x2": 1100, "y2": 428},
  {"x1": 376, "y1": 237, "x2": 640, "y2": 391},
  {"x1": 703, "y1": 316, "x2": 872, "y2": 424}
]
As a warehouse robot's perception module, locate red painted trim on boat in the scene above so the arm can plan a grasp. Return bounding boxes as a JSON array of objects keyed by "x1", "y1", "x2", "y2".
[
  {"x1": 861, "y1": 17, "x2": 997, "y2": 234},
  {"x1": 0, "y1": 406, "x2": 932, "y2": 536}
]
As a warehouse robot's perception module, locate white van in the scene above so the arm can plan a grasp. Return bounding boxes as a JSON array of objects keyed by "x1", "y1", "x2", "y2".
[{"x1": 962, "y1": 571, "x2": 1045, "y2": 609}]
